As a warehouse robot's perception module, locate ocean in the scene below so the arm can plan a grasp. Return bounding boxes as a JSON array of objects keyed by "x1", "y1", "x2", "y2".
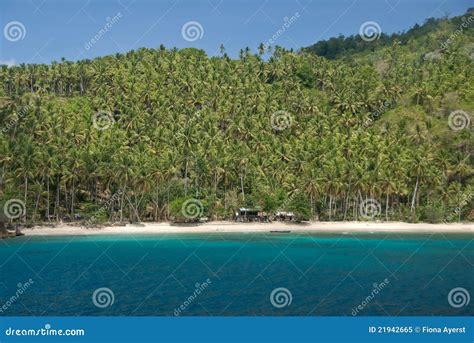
[{"x1": 0, "y1": 232, "x2": 472, "y2": 316}]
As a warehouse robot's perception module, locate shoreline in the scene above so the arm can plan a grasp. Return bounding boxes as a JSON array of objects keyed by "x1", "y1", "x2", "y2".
[{"x1": 19, "y1": 221, "x2": 474, "y2": 236}]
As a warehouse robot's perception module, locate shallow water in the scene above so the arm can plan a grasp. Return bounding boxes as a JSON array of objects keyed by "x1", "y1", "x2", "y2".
[{"x1": 0, "y1": 232, "x2": 472, "y2": 316}]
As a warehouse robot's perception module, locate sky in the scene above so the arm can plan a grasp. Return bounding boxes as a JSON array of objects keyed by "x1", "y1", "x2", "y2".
[{"x1": 0, "y1": 0, "x2": 472, "y2": 65}]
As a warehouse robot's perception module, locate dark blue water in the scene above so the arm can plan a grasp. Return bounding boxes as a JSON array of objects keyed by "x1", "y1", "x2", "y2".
[{"x1": 0, "y1": 233, "x2": 472, "y2": 316}]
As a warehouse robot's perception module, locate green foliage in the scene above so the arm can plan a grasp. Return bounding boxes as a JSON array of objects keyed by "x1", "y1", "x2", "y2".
[
  {"x1": 169, "y1": 198, "x2": 207, "y2": 223},
  {"x1": 304, "y1": 10, "x2": 474, "y2": 60},
  {"x1": 0, "y1": 10, "x2": 472, "y2": 224},
  {"x1": 169, "y1": 198, "x2": 188, "y2": 223},
  {"x1": 420, "y1": 201, "x2": 448, "y2": 223},
  {"x1": 287, "y1": 194, "x2": 311, "y2": 222}
]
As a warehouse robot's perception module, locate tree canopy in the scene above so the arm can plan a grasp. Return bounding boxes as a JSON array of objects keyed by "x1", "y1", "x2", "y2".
[{"x1": 0, "y1": 11, "x2": 473, "y2": 224}]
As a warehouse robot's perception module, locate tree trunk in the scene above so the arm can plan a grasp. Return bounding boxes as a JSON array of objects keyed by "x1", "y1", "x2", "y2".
[
  {"x1": 184, "y1": 158, "x2": 188, "y2": 196},
  {"x1": 120, "y1": 183, "x2": 127, "y2": 222},
  {"x1": 70, "y1": 178, "x2": 75, "y2": 217},
  {"x1": 343, "y1": 192, "x2": 350, "y2": 221},
  {"x1": 55, "y1": 176, "x2": 60, "y2": 221},
  {"x1": 328, "y1": 195, "x2": 332, "y2": 220},
  {"x1": 46, "y1": 178, "x2": 50, "y2": 221},
  {"x1": 240, "y1": 174, "x2": 245, "y2": 201},
  {"x1": 411, "y1": 175, "x2": 419, "y2": 213},
  {"x1": 23, "y1": 177, "x2": 28, "y2": 222}
]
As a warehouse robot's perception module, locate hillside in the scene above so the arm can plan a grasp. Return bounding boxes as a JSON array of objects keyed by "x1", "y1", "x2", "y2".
[
  {"x1": 304, "y1": 8, "x2": 474, "y2": 60},
  {"x1": 0, "y1": 11, "x2": 472, "y2": 225}
]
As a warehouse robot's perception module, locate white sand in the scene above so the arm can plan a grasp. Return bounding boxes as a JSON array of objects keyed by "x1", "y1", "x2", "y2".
[{"x1": 21, "y1": 221, "x2": 474, "y2": 236}]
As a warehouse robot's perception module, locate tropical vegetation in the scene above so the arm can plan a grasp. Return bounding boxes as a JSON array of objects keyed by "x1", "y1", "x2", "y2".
[{"x1": 0, "y1": 10, "x2": 473, "y2": 224}]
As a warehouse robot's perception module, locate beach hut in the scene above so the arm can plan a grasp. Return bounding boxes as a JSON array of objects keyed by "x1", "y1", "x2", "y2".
[
  {"x1": 274, "y1": 211, "x2": 295, "y2": 221},
  {"x1": 235, "y1": 208, "x2": 269, "y2": 222}
]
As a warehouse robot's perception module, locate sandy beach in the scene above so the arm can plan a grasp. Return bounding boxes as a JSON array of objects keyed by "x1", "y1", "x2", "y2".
[{"x1": 19, "y1": 221, "x2": 474, "y2": 236}]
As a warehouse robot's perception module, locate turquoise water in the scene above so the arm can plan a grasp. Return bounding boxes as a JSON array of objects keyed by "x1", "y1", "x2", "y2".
[{"x1": 0, "y1": 233, "x2": 472, "y2": 316}]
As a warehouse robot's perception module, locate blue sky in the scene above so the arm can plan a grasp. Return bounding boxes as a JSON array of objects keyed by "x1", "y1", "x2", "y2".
[{"x1": 0, "y1": 0, "x2": 472, "y2": 65}]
